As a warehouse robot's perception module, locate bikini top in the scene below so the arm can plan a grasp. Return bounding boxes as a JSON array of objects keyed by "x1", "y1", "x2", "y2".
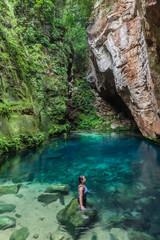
[{"x1": 78, "y1": 185, "x2": 88, "y2": 199}]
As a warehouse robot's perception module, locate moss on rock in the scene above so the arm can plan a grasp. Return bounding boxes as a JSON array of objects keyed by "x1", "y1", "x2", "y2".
[{"x1": 57, "y1": 198, "x2": 97, "y2": 236}]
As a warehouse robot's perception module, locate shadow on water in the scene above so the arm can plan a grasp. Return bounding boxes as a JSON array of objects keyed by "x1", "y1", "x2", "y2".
[{"x1": 1, "y1": 132, "x2": 160, "y2": 239}]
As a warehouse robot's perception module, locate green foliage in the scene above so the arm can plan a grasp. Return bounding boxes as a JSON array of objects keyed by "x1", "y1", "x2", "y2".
[
  {"x1": 106, "y1": 120, "x2": 113, "y2": 130},
  {"x1": 0, "y1": 103, "x2": 11, "y2": 118},
  {"x1": 48, "y1": 122, "x2": 70, "y2": 137},
  {"x1": 62, "y1": 0, "x2": 94, "y2": 72},
  {"x1": 145, "y1": 136, "x2": 158, "y2": 143},
  {"x1": 0, "y1": 132, "x2": 45, "y2": 156},
  {"x1": 72, "y1": 77, "x2": 95, "y2": 113},
  {"x1": 0, "y1": 101, "x2": 34, "y2": 117},
  {"x1": 19, "y1": 132, "x2": 45, "y2": 146},
  {"x1": 76, "y1": 114, "x2": 105, "y2": 131},
  {"x1": 0, "y1": 0, "x2": 95, "y2": 155},
  {"x1": 115, "y1": 126, "x2": 127, "y2": 131},
  {"x1": 0, "y1": 0, "x2": 73, "y2": 155},
  {"x1": 70, "y1": 77, "x2": 110, "y2": 131},
  {"x1": 108, "y1": 116, "x2": 113, "y2": 121}
]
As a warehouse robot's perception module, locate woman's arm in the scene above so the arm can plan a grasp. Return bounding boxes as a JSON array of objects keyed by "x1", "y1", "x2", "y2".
[{"x1": 79, "y1": 187, "x2": 86, "y2": 210}]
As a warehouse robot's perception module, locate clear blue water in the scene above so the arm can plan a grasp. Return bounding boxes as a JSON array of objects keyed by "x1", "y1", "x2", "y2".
[{"x1": 1, "y1": 132, "x2": 160, "y2": 239}]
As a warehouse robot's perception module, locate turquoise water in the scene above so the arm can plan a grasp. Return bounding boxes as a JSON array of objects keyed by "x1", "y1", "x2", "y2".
[{"x1": 1, "y1": 132, "x2": 160, "y2": 239}]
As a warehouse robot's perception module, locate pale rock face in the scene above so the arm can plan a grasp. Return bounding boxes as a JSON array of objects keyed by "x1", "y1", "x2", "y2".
[{"x1": 87, "y1": 0, "x2": 160, "y2": 138}]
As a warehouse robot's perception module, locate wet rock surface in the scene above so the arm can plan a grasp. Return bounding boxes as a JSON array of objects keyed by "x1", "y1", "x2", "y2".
[
  {"x1": 49, "y1": 230, "x2": 72, "y2": 240},
  {"x1": 33, "y1": 234, "x2": 39, "y2": 239},
  {"x1": 45, "y1": 184, "x2": 70, "y2": 195},
  {"x1": 0, "y1": 216, "x2": 16, "y2": 230},
  {"x1": 110, "y1": 228, "x2": 129, "y2": 240},
  {"x1": 10, "y1": 227, "x2": 30, "y2": 240},
  {"x1": 38, "y1": 193, "x2": 64, "y2": 205},
  {"x1": 128, "y1": 230, "x2": 155, "y2": 240},
  {"x1": 0, "y1": 185, "x2": 21, "y2": 195},
  {"x1": 0, "y1": 204, "x2": 16, "y2": 213},
  {"x1": 87, "y1": 0, "x2": 160, "y2": 138},
  {"x1": 57, "y1": 198, "x2": 96, "y2": 236}
]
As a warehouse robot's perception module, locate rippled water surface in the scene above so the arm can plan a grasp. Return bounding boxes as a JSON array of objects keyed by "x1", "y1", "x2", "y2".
[{"x1": 1, "y1": 132, "x2": 160, "y2": 239}]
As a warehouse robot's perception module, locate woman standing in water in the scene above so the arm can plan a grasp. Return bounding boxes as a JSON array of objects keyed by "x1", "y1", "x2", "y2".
[{"x1": 78, "y1": 175, "x2": 88, "y2": 210}]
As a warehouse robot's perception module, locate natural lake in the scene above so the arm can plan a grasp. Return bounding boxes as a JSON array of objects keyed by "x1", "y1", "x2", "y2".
[{"x1": 0, "y1": 132, "x2": 160, "y2": 240}]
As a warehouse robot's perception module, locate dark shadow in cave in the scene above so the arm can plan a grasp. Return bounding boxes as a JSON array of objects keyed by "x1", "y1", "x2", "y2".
[{"x1": 90, "y1": 58, "x2": 139, "y2": 131}]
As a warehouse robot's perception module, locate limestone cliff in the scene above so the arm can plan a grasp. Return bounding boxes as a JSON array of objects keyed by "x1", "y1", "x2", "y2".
[{"x1": 87, "y1": 0, "x2": 160, "y2": 138}]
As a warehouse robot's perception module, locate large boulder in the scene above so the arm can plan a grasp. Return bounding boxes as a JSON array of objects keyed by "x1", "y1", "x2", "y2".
[
  {"x1": 45, "y1": 184, "x2": 70, "y2": 195},
  {"x1": 10, "y1": 227, "x2": 29, "y2": 240},
  {"x1": 0, "y1": 185, "x2": 21, "y2": 195},
  {"x1": 0, "y1": 204, "x2": 16, "y2": 213},
  {"x1": 57, "y1": 198, "x2": 96, "y2": 236},
  {"x1": 0, "y1": 216, "x2": 16, "y2": 230}
]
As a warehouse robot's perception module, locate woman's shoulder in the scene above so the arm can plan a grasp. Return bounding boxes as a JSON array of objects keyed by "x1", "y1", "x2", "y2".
[{"x1": 78, "y1": 184, "x2": 85, "y2": 189}]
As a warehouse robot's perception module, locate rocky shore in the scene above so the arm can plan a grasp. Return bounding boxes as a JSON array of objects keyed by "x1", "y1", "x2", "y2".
[{"x1": 0, "y1": 181, "x2": 156, "y2": 240}]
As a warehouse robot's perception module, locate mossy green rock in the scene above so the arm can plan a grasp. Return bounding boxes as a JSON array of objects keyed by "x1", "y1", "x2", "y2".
[
  {"x1": 0, "y1": 216, "x2": 16, "y2": 230},
  {"x1": 128, "y1": 230, "x2": 155, "y2": 240},
  {"x1": 45, "y1": 184, "x2": 70, "y2": 195},
  {"x1": 0, "y1": 204, "x2": 16, "y2": 213},
  {"x1": 1, "y1": 114, "x2": 38, "y2": 136},
  {"x1": 10, "y1": 227, "x2": 29, "y2": 240},
  {"x1": 0, "y1": 185, "x2": 20, "y2": 195},
  {"x1": 57, "y1": 198, "x2": 96, "y2": 235}
]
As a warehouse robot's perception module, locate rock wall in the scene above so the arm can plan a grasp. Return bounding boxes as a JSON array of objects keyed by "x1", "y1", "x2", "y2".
[
  {"x1": 87, "y1": 0, "x2": 160, "y2": 138},
  {"x1": 0, "y1": 0, "x2": 71, "y2": 155}
]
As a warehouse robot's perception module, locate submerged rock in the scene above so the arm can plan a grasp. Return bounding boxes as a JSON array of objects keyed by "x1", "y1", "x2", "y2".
[
  {"x1": 0, "y1": 204, "x2": 16, "y2": 213},
  {"x1": 109, "y1": 228, "x2": 129, "y2": 240},
  {"x1": 0, "y1": 184, "x2": 21, "y2": 195},
  {"x1": 12, "y1": 173, "x2": 34, "y2": 183},
  {"x1": 45, "y1": 184, "x2": 70, "y2": 195},
  {"x1": 131, "y1": 211, "x2": 142, "y2": 221},
  {"x1": 10, "y1": 227, "x2": 29, "y2": 240},
  {"x1": 91, "y1": 232, "x2": 98, "y2": 240},
  {"x1": 128, "y1": 230, "x2": 155, "y2": 240},
  {"x1": 16, "y1": 194, "x2": 23, "y2": 198},
  {"x1": 106, "y1": 215, "x2": 126, "y2": 228},
  {"x1": 38, "y1": 193, "x2": 64, "y2": 205},
  {"x1": 33, "y1": 234, "x2": 39, "y2": 239},
  {"x1": 149, "y1": 223, "x2": 160, "y2": 235},
  {"x1": 41, "y1": 153, "x2": 63, "y2": 160},
  {"x1": 57, "y1": 198, "x2": 96, "y2": 236},
  {"x1": 49, "y1": 231, "x2": 72, "y2": 240},
  {"x1": 0, "y1": 216, "x2": 16, "y2": 230},
  {"x1": 15, "y1": 214, "x2": 22, "y2": 218},
  {"x1": 115, "y1": 184, "x2": 138, "y2": 208}
]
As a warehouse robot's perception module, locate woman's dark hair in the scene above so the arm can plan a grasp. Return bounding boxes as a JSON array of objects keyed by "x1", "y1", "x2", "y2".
[{"x1": 79, "y1": 175, "x2": 84, "y2": 184}]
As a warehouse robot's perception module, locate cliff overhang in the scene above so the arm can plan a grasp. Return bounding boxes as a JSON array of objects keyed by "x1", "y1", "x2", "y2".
[{"x1": 87, "y1": 0, "x2": 160, "y2": 139}]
